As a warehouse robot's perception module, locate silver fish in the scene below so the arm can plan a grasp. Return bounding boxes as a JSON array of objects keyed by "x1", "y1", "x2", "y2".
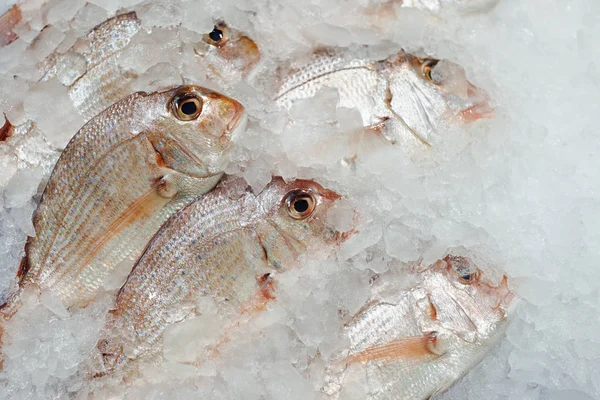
[
  {"x1": 323, "y1": 255, "x2": 515, "y2": 399},
  {"x1": 39, "y1": 11, "x2": 143, "y2": 120},
  {"x1": 276, "y1": 49, "x2": 493, "y2": 149},
  {"x1": 2, "y1": 85, "x2": 246, "y2": 315},
  {"x1": 95, "y1": 177, "x2": 345, "y2": 378}
]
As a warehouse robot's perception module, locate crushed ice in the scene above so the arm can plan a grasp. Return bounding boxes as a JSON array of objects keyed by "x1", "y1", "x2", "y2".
[{"x1": 0, "y1": 0, "x2": 598, "y2": 398}]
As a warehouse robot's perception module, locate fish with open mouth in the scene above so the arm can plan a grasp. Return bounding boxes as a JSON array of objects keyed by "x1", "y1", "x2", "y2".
[
  {"x1": 276, "y1": 49, "x2": 493, "y2": 150},
  {"x1": 95, "y1": 177, "x2": 347, "y2": 379},
  {"x1": 1, "y1": 84, "x2": 246, "y2": 316},
  {"x1": 323, "y1": 255, "x2": 514, "y2": 399}
]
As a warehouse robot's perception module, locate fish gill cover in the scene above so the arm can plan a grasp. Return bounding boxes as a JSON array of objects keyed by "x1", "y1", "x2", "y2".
[{"x1": 0, "y1": 0, "x2": 598, "y2": 399}]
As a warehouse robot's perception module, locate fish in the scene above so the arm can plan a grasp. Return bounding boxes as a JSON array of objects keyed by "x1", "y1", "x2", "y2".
[
  {"x1": 323, "y1": 255, "x2": 515, "y2": 399},
  {"x1": 275, "y1": 49, "x2": 493, "y2": 150},
  {"x1": 1, "y1": 84, "x2": 246, "y2": 315},
  {"x1": 95, "y1": 177, "x2": 346, "y2": 378}
]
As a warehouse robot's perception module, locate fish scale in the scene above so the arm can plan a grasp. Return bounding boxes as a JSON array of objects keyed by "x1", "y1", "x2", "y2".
[
  {"x1": 96, "y1": 177, "x2": 344, "y2": 378},
  {"x1": 41, "y1": 12, "x2": 142, "y2": 120}
]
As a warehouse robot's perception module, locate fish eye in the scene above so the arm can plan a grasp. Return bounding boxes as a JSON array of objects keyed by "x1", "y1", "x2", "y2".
[
  {"x1": 209, "y1": 27, "x2": 224, "y2": 42},
  {"x1": 285, "y1": 190, "x2": 317, "y2": 220},
  {"x1": 422, "y1": 58, "x2": 440, "y2": 84},
  {"x1": 204, "y1": 23, "x2": 229, "y2": 47},
  {"x1": 453, "y1": 264, "x2": 480, "y2": 284},
  {"x1": 171, "y1": 92, "x2": 203, "y2": 121}
]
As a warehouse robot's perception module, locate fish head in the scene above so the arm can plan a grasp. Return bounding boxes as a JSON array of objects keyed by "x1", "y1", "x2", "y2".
[
  {"x1": 418, "y1": 255, "x2": 515, "y2": 345},
  {"x1": 384, "y1": 53, "x2": 493, "y2": 139},
  {"x1": 144, "y1": 85, "x2": 247, "y2": 176},
  {"x1": 197, "y1": 21, "x2": 261, "y2": 77},
  {"x1": 253, "y1": 178, "x2": 350, "y2": 270}
]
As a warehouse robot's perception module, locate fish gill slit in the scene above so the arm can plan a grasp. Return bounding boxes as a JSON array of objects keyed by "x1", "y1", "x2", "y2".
[
  {"x1": 384, "y1": 84, "x2": 432, "y2": 148},
  {"x1": 408, "y1": 80, "x2": 436, "y2": 135},
  {"x1": 266, "y1": 219, "x2": 304, "y2": 257}
]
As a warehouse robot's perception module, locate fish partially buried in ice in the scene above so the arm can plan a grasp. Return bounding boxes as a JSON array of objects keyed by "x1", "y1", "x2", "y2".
[
  {"x1": 35, "y1": 13, "x2": 260, "y2": 121},
  {"x1": 95, "y1": 177, "x2": 346, "y2": 378},
  {"x1": 276, "y1": 49, "x2": 493, "y2": 150},
  {"x1": 196, "y1": 21, "x2": 261, "y2": 81},
  {"x1": 1, "y1": 84, "x2": 246, "y2": 315},
  {"x1": 323, "y1": 255, "x2": 514, "y2": 399}
]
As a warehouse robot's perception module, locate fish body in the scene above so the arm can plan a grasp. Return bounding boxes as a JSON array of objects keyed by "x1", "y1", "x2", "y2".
[
  {"x1": 3, "y1": 85, "x2": 246, "y2": 313},
  {"x1": 39, "y1": 12, "x2": 142, "y2": 120},
  {"x1": 96, "y1": 177, "x2": 343, "y2": 377},
  {"x1": 323, "y1": 255, "x2": 514, "y2": 399},
  {"x1": 276, "y1": 49, "x2": 492, "y2": 149}
]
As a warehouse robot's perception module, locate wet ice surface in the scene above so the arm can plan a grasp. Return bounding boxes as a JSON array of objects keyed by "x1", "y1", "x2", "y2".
[{"x1": 0, "y1": 0, "x2": 599, "y2": 399}]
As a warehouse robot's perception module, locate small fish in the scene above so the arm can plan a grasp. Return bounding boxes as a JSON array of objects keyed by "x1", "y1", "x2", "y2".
[
  {"x1": 276, "y1": 49, "x2": 493, "y2": 149},
  {"x1": 323, "y1": 255, "x2": 514, "y2": 399},
  {"x1": 1, "y1": 84, "x2": 246, "y2": 315},
  {"x1": 95, "y1": 177, "x2": 344, "y2": 378}
]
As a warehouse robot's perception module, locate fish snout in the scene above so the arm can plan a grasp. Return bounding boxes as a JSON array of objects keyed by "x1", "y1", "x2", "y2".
[
  {"x1": 226, "y1": 101, "x2": 248, "y2": 140},
  {"x1": 461, "y1": 85, "x2": 495, "y2": 121},
  {"x1": 198, "y1": 93, "x2": 247, "y2": 145}
]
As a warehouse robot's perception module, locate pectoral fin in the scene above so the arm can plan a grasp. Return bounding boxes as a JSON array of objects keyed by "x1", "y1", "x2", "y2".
[
  {"x1": 343, "y1": 332, "x2": 443, "y2": 366},
  {"x1": 76, "y1": 176, "x2": 177, "y2": 277}
]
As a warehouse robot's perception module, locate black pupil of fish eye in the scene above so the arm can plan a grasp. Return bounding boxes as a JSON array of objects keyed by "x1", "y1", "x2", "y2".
[
  {"x1": 293, "y1": 198, "x2": 310, "y2": 213},
  {"x1": 209, "y1": 28, "x2": 223, "y2": 42},
  {"x1": 461, "y1": 273, "x2": 472, "y2": 281},
  {"x1": 180, "y1": 100, "x2": 197, "y2": 115}
]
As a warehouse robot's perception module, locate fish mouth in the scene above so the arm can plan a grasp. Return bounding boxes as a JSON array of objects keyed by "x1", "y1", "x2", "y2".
[
  {"x1": 460, "y1": 84, "x2": 495, "y2": 121},
  {"x1": 460, "y1": 102, "x2": 495, "y2": 121},
  {"x1": 226, "y1": 104, "x2": 248, "y2": 139}
]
